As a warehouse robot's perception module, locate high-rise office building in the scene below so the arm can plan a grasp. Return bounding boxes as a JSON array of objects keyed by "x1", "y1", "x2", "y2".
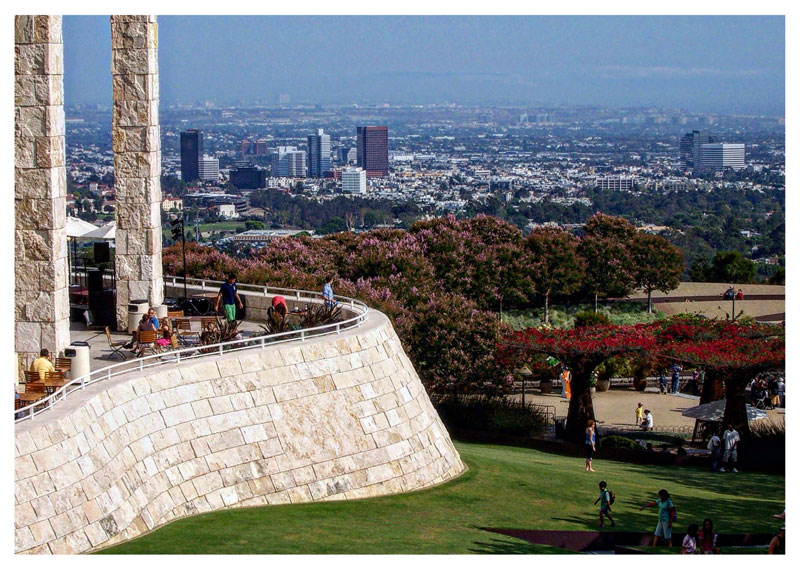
[
  {"x1": 342, "y1": 167, "x2": 367, "y2": 194},
  {"x1": 230, "y1": 165, "x2": 267, "y2": 189},
  {"x1": 679, "y1": 130, "x2": 714, "y2": 168},
  {"x1": 356, "y1": 126, "x2": 389, "y2": 178},
  {"x1": 198, "y1": 156, "x2": 220, "y2": 182},
  {"x1": 307, "y1": 129, "x2": 331, "y2": 177},
  {"x1": 697, "y1": 143, "x2": 746, "y2": 172},
  {"x1": 180, "y1": 129, "x2": 203, "y2": 182},
  {"x1": 270, "y1": 146, "x2": 307, "y2": 177}
]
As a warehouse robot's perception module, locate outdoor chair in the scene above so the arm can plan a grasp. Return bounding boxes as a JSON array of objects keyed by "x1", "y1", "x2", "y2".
[
  {"x1": 105, "y1": 326, "x2": 128, "y2": 360},
  {"x1": 176, "y1": 320, "x2": 200, "y2": 346},
  {"x1": 201, "y1": 317, "x2": 218, "y2": 331},
  {"x1": 23, "y1": 370, "x2": 42, "y2": 384},
  {"x1": 168, "y1": 310, "x2": 184, "y2": 318},
  {"x1": 24, "y1": 381, "x2": 46, "y2": 394},
  {"x1": 54, "y1": 357, "x2": 71, "y2": 378},
  {"x1": 137, "y1": 330, "x2": 161, "y2": 358}
]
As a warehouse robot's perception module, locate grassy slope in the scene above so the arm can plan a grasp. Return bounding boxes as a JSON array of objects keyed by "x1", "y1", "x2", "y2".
[{"x1": 99, "y1": 442, "x2": 784, "y2": 554}]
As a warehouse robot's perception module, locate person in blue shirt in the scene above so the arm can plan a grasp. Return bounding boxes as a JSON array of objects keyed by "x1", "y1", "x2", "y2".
[
  {"x1": 214, "y1": 273, "x2": 243, "y2": 322},
  {"x1": 585, "y1": 419, "x2": 596, "y2": 472},
  {"x1": 322, "y1": 275, "x2": 337, "y2": 309},
  {"x1": 671, "y1": 363, "x2": 683, "y2": 394},
  {"x1": 593, "y1": 481, "x2": 616, "y2": 527},
  {"x1": 639, "y1": 489, "x2": 676, "y2": 547},
  {"x1": 147, "y1": 308, "x2": 160, "y2": 330}
]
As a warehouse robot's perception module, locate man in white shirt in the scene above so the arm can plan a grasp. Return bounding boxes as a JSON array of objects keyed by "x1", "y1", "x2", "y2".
[
  {"x1": 640, "y1": 409, "x2": 654, "y2": 431},
  {"x1": 719, "y1": 424, "x2": 740, "y2": 472},
  {"x1": 707, "y1": 433, "x2": 722, "y2": 472}
]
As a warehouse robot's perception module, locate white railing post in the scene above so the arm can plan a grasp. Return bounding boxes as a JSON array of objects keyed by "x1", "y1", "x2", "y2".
[
  {"x1": 219, "y1": 345, "x2": 223, "y2": 356},
  {"x1": 107, "y1": 368, "x2": 111, "y2": 381},
  {"x1": 176, "y1": 351, "x2": 181, "y2": 364},
  {"x1": 81, "y1": 377, "x2": 85, "y2": 390},
  {"x1": 301, "y1": 330, "x2": 306, "y2": 342},
  {"x1": 336, "y1": 323, "x2": 341, "y2": 335},
  {"x1": 138, "y1": 359, "x2": 143, "y2": 372}
]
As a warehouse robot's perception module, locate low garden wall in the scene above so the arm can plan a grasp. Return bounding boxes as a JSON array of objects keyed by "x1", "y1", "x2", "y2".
[{"x1": 14, "y1": 311, "x2": 465, "y2": 554}]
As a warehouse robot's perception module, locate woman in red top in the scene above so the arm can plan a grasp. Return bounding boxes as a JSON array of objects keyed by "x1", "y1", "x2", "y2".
[
  {"x1": 271, "y1": 295, "x2": 288, "y2": 316},
  {"x1": 697, "y1": 518, "x2": 720, "y2": 554}
]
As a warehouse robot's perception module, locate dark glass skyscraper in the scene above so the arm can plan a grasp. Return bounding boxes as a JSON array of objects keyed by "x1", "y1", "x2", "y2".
[
  {"x1": 180, "y1": 129, "x2": 203, "y2": 182},
  {"x1": 307, "y1": 129, "x2": 331, "y2": 178},
  {"x1": 356, "y1": 126, "x2": 389, "y2": 178}
]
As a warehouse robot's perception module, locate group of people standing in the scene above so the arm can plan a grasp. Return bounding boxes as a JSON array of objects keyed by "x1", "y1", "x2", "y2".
[{"x1": 213, "y1": 273, "x2": 338, "y2": 324}]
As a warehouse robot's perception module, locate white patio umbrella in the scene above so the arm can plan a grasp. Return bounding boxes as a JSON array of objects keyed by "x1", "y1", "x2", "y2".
[
  {"x1": 80, "y1": 221, "x2": 116, "y2": 241},
  {"x1": 65, "y1": 216, "x2": 98, "y2": 238},
  {"x1": 681, "y1": 399, "x2": 768, "y2": 423}
]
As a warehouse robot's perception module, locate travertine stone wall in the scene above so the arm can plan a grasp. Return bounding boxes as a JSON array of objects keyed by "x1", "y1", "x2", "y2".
[
  {"x1": 14, "y1": 15, "x2": 70, "y2": 370},
  {"x1": 14, "y1": 311, "x2": 465, "y2": 554},
  {"x1": 111, "y1": 15, "x2": 164, "y2": 329}
]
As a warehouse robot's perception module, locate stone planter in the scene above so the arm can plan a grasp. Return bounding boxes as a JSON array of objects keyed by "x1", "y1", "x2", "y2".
[
  {"x1": 633, "y1": 376, "x2": 648, "y2": 391},
  {"x1": 539, "y1": 379, "x2": 553, "y2": 394},
  {"x1": 595, "y1": 378, "x2": 611, "y2": 392}
]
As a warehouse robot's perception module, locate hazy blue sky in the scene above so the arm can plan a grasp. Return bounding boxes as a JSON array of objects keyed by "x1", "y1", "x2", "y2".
[{"x1": 63, "y1": 16, "x2": 785, "y2": 115}]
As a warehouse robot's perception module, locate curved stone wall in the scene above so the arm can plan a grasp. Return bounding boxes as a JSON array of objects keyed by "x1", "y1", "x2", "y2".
[{"x1": 14, "y1": 311, "x2": 465, "y2": 554}]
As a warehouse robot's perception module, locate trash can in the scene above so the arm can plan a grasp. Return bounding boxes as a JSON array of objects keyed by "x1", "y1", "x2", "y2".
[
  {"x1": 154, "y1": 304, "x2": 168, "y2": 319},
  {"x1": 128, "y1": 299, "x2": 149, "y2": 332},
  {"x1": 554, "y1": 417, "x2": 567, "y2": 440},
  {"x1": 64, "y1": 341, "x2": 91, "y2": 381}
]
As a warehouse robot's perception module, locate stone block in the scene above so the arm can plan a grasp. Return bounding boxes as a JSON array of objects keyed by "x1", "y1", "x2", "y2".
[
  {"x1": 15, "y1": 15, "x2": 35, "y2": 44},
  {"x1": 33, "y1": 16, "x2": 62, "y2": 44}
]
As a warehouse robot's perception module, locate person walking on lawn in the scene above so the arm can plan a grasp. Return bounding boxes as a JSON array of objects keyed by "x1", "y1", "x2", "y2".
[
  {"x1": 594, "y1": 481, "x2": 616, "y2": 528},
  {"x1": 585, "y1": 420, "x2": 596, "y2": 472},
  {"x1": 719, "y1": 423, "x2": 740, "y2": 472},
  {"x1": 639, "y1": 489, "x2": 676, "y2": 547},
  {"x1": 215, "y1": 273, "x2": 243, "y2": 323}
]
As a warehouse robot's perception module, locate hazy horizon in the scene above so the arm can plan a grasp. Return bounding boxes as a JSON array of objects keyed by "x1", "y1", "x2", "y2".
[{"x1": 64, "y1": 15, "x2": 785, "y2": 116}]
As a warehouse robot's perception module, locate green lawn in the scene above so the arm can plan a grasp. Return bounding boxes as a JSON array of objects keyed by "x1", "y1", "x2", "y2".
[{"x1": 98, "y1": 441, "x2": 784, "y2": 554}]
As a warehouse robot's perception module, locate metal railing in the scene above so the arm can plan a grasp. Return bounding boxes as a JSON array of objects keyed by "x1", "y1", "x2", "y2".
[{"x1": 15, "y1": 283, "x2": 370, "y2": 424}]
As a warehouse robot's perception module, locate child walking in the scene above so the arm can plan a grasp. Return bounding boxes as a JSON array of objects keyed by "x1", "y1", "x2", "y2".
[{"x1": 594, "y1": 481, "x2": 616, "y2": 527}]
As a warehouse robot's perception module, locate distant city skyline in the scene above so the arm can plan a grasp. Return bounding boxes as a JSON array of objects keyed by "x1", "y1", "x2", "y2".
[{"x1": 63, "y1": 15, "x2": 785, "y2": 115}]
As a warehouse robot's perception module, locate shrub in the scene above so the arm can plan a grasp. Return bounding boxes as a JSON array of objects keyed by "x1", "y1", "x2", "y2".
[
  {"x1": 432, "y1": 395, "x2": 550, "y2": 439},
  {"x1": 574, "y1": 310, "x2": 612, "y2": 328},
  {"x1": 600, "y1": 435, "x2": 642, "y2": 451}
]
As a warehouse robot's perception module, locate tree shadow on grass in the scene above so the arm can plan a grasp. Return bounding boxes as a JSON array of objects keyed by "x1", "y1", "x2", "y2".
[{"x1": 468, "y1": 536, "x2": 568, "y2": 554}]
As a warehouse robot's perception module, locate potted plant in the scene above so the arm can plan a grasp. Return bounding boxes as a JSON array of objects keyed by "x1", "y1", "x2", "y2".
[
  {"x1": 594, "y1": 360, "x2": 614, "y2": 392},
  {"x1": 539, "y1": 376, "x2": 553, "y2": 394}
]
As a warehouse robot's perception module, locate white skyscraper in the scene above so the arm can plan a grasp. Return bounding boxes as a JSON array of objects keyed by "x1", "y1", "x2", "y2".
[
  {"x1": 342, "y1": 167, "x2": 367, "y2": 194},
  {"x1": 698, "y1": 143, "x2": 745, "y2": 171},
  {"x1": 198, "y1": 155, "x2": 220, "y2": 182}
]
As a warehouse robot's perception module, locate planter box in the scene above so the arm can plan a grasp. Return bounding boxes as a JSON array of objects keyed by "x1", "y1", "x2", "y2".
[
  {"x1": 596, "y1": 379, "x2": 611, "y2": 392},
  {"x1": 539, "y1": 380, "x2": 553, "y2": 394}
]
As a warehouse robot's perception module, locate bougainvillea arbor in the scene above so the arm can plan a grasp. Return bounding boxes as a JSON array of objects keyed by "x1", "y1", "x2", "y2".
[
  {"x1": 499, "y1": 325, "x2": 656, "y2": 443},
  {"x1": 656, "y1": 319, "x2": 784, "y2": 436}
]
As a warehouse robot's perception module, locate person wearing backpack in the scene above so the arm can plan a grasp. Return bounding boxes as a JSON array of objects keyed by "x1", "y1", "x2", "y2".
[
  {"x1": 594, "y1": 481, "x2": 616, "y2": 528},
  {"x1": 639, "y1": 489, "x2": 676, "y2": 547}
]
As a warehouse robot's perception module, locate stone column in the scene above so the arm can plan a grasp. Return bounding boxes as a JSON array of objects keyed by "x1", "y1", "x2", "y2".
[
  {"x1": 14, "y1": 15, "x2": 70, "y2": 371},
  {"x1": 111, "y1": 15, "x2": 164, "y2": 330}
]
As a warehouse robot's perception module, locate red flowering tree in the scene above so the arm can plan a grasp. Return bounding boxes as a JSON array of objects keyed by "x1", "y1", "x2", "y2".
[
  {"x1": 499, "y1": 325, "x2": 657, "y2": 442},
  {"x1": 656, "y1": 319, "x2": 784, "y2": 436}
]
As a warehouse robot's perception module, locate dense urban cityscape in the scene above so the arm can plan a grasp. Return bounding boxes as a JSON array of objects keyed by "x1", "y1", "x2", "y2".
[{"x1": 65, "y1": 102, "x2": 785, "y2": 280}]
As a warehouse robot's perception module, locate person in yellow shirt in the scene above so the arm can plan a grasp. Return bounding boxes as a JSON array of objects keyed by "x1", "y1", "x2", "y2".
[
  {"x1": 635, "y1": 402, "x2": 644, "y2": 425},
  {"x1": 30, "y1": 348, "x2": 54, "y2": 381}
]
